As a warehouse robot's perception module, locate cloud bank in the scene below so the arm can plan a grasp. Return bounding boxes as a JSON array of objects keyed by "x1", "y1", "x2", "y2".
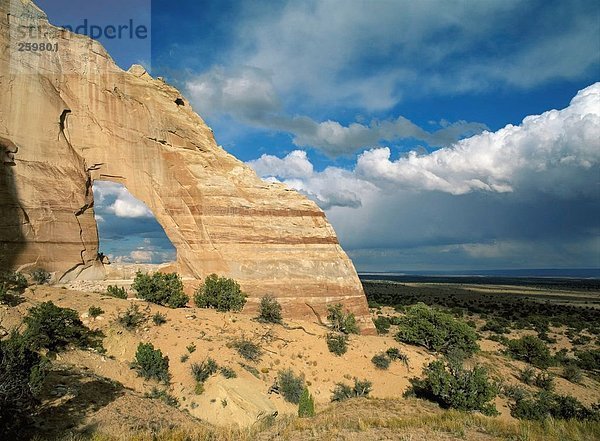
[{"x1": 249, "y1": 83, "x2": 600, "y2": 269}]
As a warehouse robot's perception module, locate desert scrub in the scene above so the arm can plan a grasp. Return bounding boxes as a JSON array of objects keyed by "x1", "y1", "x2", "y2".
[
  {"x1": 152, "y1": 312, "x2": 167, "y2": 325},
  {"x1": 298, "y1": 387, "x2": 315, "y2": 417},
  {"x1": 31, "y1": 268, "x2": 51, "y2": 285},
  {"x1": 132, "y1": 271, "x2": 188, "y2": 308},
  {"x1": 519, "y1": 366, "x2": 536, "y2": 385},
  {"x1": 133, "y1": 342, "x2": 170, "y2": 383},
  {"x1": 186, "y1": 343, "x2": 196, "y2": 353},
  {"x1": 534, "y1": 371, "x2": 554, "y2": 392},
  {"x1": 506, "y1": 335, "x2": 553, "y2": 369},
  {"x1": 194, "y1": 273, "x2": 247, "y2": 312},
  {"x1": 406, "y1": 359, "x2": 499, "y2": 416},
  {"x1": 88, "y1": 306, "x2": 104, "y2": 318},
  {"x1": 371, "y1": 353, "x2": 391, "y2": 370},
  {"x1": 145, "y1": 387, "x2": 179, "y2": 407},
  {"x1": 510, "y1": 391, "x2": 599, "y2": 421},
  {"x1": 395, "y1": 303, "x2": 479, "y2": 356},
  {"x1": 0, "y1": 330, "x2": 47, "y2": 437},
  {"x1": 373, "y1": 316, "x2": 391, "y2": 334},
  {"x1": 118, "y1": 303, "x2": 145, "y2": 329},
  {"x1": 106, "y1": 284, "x2": 128, "y2": 299},
  {"x1": 23, "y1": 301, "x2": 102, "y2": 351},
  {"x1": 331, "y1": 378, "x2": 372, "y2": 402},
  {"x1": 386, "y1": 347, "x2": 409, "y2": 368},
  {"x1": 278, "y1": 368, "x2": 305, "y2": 404},
  {"x1": 481, "y1": 317, "x2": 511, "y2": 334},
  {"x1": 327, "y1": 303, "x2": 359, "y2": 334},
  {"x1": 0, "y1": 271, "x2": 27, "y2": 306},
  {"x1": 220, "y1": 366, "x2": 237, "y2": 379},
  {"x1": 258, "y1": 295, "x2": 283, "y2": 324},
  {"x1": 563, "y1": 364, "x2": 583, "y2": 383},
  {"x1": 326, "y1": 332, "x2": 348, "y2": 356},
  {"x1": 191, "y1": 358, "x2": 218, "y2": 383},
  {"x1": 574, "y1": 348, "x2": 600, "y2": 372},
  {"x1": 232, "y1": 337, "x2": 262, "y2": 361}
]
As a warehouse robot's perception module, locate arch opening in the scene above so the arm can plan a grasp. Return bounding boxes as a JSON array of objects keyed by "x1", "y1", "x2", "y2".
[{"x1": 92, "y1": 181, "x2": 176, "y2": 265}]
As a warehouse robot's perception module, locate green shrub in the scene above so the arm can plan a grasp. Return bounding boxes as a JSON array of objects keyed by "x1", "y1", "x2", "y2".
[
  {"x1": 298, "y1": 387, "x2": 315, "y2": 417},
  {"x1": 0, "y1": 271, "x2": 28, "y2": 306},
  {"x1": 406, "y1": 359, "x2": 499, "y2": 416},
  {"x1": 327, "y1": 303, "x2": 359, "y2": 334},
  {"x1": 118, "y1": 303, "x2": 145, "y2": 329},
  {"x1": 481, "y1": 317, "x2": 511, "y2": 334},
  {"x1": 233, "y1": 338, "x2": 262, "y2": 361},
  {"x1": 106, "y1": 285, "x2": 128, "y2": 299},
  {"x1": 152, "y1": 312, "x2": 167, "y2": 326},
  {"x1": 194, "y1": 273, "x2": 247, "y2": 312},
  {"x1": 180, "y1": 354, "x2": 189, "y2": 363},
  {"x1": 88, "y1": 306, "x2": 104, "y2": 318},
  {"x1": 510, "y1": 391, "x2": 599, "y2": 421},
  {"x1": 191, "y1": 358, "x2": 218, "y2": 383},
  {"x1": 31, "y1": 268, "x2": 51, "y2": 285},
  {"x1": 518, "y1": 366, "x2": 536, "y2": 385},
  {"x1": 278, "y1": 368, "x2": 305, "y2": 404},
  {"x1": 258, "y1": 295, "x2": 283, "y2": 324},
  {"x1": 371, "y1": 353, "x2": 391, "y2": 370},
  {"x1": 326, "y1": 333, "x2": 348, "y2": 356},
  {"x1": 133, "y1": 342, "x2": 170, "y2": 383},
  {"x1": 331, "y1": 378, "x2": 372, "y2": 402},
  {"x1": 220, "y1": 366, "x2": 237, "y2": 379},
  {"x1": 132, "y1": 271, "x2": 188, "y2": 308},
  {"x1": 0, "y1": 331, "x2": 47, "y2": 437},
  {"x1": 574, "y1": 349, "x2": 600, "y2": 372},
  {"x1": 23, "y1": 301, "x2": 101, "y2": 351},
  {"x1": 145, "y1": 387, "x2": 179, "y2": 407},
  {"x1": 386, "y1": 347, "x2": 409, "y2": 367},
  {"x1": 395, "y1": 303, "x2": 479, "y2": 356},
  {"x1": 506, "y1": 335, "x2": 552, "y2": 368},
  {"x1": 373, "y1": 316, "x2": 391, "y2": 334},
  {"x1": 534, "y1": 371, "x2": 554, "y2": 392},
  {"x1": 563, "y1": 364, "x2": 583, "y2": 383},
  {"x1": 186, "y1": 343, "x2": 196, "y2": 354}
]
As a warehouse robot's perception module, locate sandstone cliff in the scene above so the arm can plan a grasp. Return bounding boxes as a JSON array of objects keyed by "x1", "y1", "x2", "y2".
[{"x1": 0, "y1": 0, "x2": 373, "y2": 331}]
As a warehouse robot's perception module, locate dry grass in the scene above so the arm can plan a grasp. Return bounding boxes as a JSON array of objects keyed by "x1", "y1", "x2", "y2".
[{"x1": 42, "y1": 398, "x2": 600, "y2": 441}]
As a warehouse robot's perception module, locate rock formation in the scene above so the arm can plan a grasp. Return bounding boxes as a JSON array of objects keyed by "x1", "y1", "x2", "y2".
[{"x1": 0, "y1": 0, "x2": 373, "y2": 331}]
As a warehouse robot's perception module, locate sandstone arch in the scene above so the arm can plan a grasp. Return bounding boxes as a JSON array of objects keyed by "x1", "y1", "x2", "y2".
[{"x1": 0, "y1": 0, "x2": 373, "y2": 331}]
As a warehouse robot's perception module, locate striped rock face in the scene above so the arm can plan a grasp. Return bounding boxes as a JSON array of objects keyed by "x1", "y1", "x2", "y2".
[{"x1": 0, "y1": 0, "x2": 374, "y2": 333}]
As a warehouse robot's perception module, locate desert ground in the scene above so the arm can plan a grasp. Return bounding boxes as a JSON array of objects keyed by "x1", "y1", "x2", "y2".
[{"x1": 1, "y1": 267, "x2": 599, "y2": 440}]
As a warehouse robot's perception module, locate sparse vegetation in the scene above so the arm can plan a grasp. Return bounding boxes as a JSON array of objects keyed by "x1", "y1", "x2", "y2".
[
  {"x1": 232, "y1": 337, "x2": 262, "y2": 361},
  {"x1": 395, "y1": 303, "x2": 479, "y2": 356},
  {"x1": 326, "y1": 332, "x2": 348, "y2": 356},
  {"x1": 563, "y1": 364, "x2": 583, "y2": 383},
  {"x1": 278, "y1": 368, "x2": 305, "y2": 404},
  {"x1": 506, "y1": 335, "x2": 553, "y2": 369},
  {"x1": 194, "y1": 273, "x2": 247, "y2": 312},
  {"x1": 331, "y1": 378, "x2": 372, "y2": 402},
  {"x1": 406, "y1": 359, "x2": 499, "y2": 416},
  {"x1": 534, "y1": 371, "x2": 554, "y2": 392},
  {"x1": 327, "y1": 303, "x2": 359, "y2": 334},
  {"x1": 186, "y1": 343, "x2": 196, "y2": 353},
  {"x1": 132, "y1": 342, "x2": 170, "y2": 383},
  {"x1": 220, "y1": 366, "x2": 237, "y2": 379},
  {"x1": 31, "y1": 268, "x2": 51, "y2": 285},
  {"x1": 23, "y1": 301, "x2": 101, "y2": 352},
  {"x1": 88, "y1": 305, "x2": 104, "y2": 318},
  {"x1": 258, "y1": 295, "x2": 283, "y2": 323},
  {"x1": 145, "y1": 387, "x2": 179, "y2": 407},
  {"x1": 152, "y1": 311, "x2": 167, "y2": 325},
  {"x1": 118, "y1": 303, "x2": 145, "y2": 329},
  {"x1": 371, "y1": 353, "x2": 391, "y2": 370},
  {"x1": 298, "y1": 387, "x2": 315, "y2": 417},
  {"x1": 106, "y1": 284, "x2": 128, "y2": 299},
  {"x1": 191, "y1": 358, "x2": 218, "y2": 383},
  {"x1": 574, "y1": 349, "x2": 600, "y2": 373},
  {"x1": 132, "y1": 271, "x2": 188, "y2": 308},
  {"x1": 519, "y1": 366, "x2": 536, "y2": 385}
]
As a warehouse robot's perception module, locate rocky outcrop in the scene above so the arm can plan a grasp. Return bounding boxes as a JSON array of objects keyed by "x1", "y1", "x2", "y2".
[{"x1": 0, "y1": 0, "x2": 373, "y2": 332}]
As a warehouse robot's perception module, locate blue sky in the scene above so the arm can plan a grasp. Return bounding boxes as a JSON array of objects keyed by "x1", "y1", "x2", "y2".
[{"x1": 39, "y1": 0, "x2": 600, "y2": 270}]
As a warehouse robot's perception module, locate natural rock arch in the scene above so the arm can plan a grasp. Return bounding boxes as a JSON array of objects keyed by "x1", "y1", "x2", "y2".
[{"x1": 0, "y1": 0, "x2": 373, "y2": 331}]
